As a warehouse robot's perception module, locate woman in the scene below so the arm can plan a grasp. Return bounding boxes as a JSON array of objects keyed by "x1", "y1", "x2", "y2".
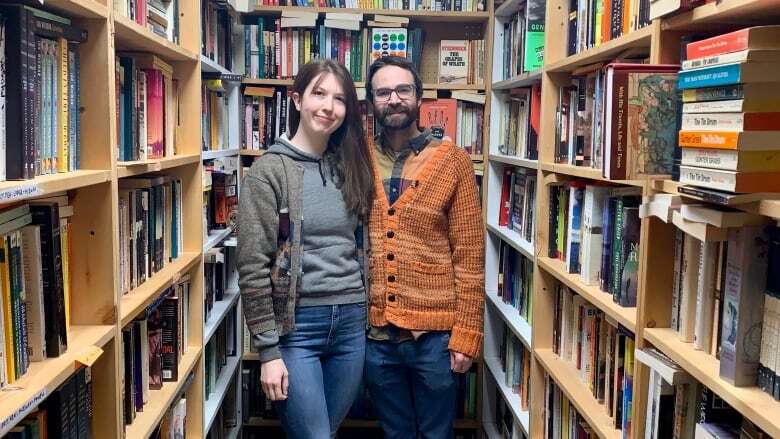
[{"x1": 237, "y1": 59, "x2": 374, "y2": 438}]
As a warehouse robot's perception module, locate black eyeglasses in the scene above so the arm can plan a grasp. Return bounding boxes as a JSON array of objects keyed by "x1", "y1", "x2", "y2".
[{"x1": 373, "y1": 84, "x2": 416, "y2": 102}]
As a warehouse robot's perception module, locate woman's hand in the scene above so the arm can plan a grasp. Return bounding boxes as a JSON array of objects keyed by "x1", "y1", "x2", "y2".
[{"x1": 261, "y1": 358, "x2": 289, "y2": 401}]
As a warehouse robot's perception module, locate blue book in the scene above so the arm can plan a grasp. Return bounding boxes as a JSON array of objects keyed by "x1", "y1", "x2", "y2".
[
  {"x1": 677, "y1": 62, "x2": 780, "y2": 89},
  {"x1": 566, "y1": 185, "x2": 584, "y2": 274}
]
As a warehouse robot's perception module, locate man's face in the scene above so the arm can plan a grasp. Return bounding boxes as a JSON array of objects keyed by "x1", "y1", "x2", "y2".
[{"x1": 371, "y1": 65, "x2": 421, "y2": 130}]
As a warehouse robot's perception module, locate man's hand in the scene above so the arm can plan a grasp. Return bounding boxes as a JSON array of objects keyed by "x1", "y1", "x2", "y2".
[
  {"x1": 261, "y1": 358, "x2": 289, "y2": 401},
  {"x1": 450, "y1": 351, "x2": 473, "y2": 374}
]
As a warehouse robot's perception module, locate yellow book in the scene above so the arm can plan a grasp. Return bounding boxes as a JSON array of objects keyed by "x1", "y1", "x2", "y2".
[
  {"x1": 57, "y1": 37, "x2": 69, "y2": 173},
  {"x1": 304, "y1": 30, "x2": 311, "y2": 65},
  {"x1": 561, "y1": 395, "x2": 569, "y2": 438},
  {"x1": 60, "y1": 218, "x2": 70, "y2": 330},
  {"x1": 209, "y1": 93, "x2": 218, "y2": 150},
  {"x1": 1, "y1": 235, "x2": 14, "y2": 383}
]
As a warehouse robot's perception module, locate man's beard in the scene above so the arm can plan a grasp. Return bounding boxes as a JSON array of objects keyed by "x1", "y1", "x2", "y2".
[{"x1": 375, "y1": 103, "x2": 419, "y2": 130}]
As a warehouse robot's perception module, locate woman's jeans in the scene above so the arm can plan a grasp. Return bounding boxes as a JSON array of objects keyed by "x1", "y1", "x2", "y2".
[{"x1": 274, "y1": 302, "x2": 366, "y2": 439}]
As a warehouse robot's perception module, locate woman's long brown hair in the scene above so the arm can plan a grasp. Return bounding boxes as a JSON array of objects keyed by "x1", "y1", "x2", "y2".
[{"x1": 286, "y1": 59, "x2": 374, "y2": 216}]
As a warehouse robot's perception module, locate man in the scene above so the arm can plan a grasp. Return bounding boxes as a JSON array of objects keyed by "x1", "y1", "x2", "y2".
[{"x1": 363, "y1": 56, "x2": 485, "y2": 439}]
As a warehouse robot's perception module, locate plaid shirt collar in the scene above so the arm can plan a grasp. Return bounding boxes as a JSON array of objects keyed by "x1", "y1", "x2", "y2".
[{"x1": 375, "y1": 128, "x2": 437, "y2": 157}]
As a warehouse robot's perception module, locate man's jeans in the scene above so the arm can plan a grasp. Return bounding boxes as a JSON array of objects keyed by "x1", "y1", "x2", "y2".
[
  {"x1": 365, "y1": 331, "x2": 457, "y2": 439},
  {"x1": 274, "y1": 303, "x2": 366, "y2": 439}
]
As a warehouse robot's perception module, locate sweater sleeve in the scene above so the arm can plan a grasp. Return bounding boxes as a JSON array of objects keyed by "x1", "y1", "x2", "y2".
[
  {"x1": 237, "y1": 172, "x2": 281, "y2": 361},
  {"x1": 446, "y1": 149, "x2": 486, "y2": 359}
]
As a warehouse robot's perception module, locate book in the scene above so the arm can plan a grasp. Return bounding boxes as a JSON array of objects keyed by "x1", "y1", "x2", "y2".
[
  {"x1": 678, "y1": 62, "x2": 780, "y2": 90},
  {"x1": 439, "y1": 40, "x2": 469, "y2": 85},
  {"x1": 420, "y1": 98, "x2": 457, "y2": 142},
  {"x1": 680, "y1": 148, "x2": 780, "y2": 172},
  {"x1": 686, "y1": 26, "x2": 780, "y2": 61},
  {"x1": 678, "y1": 165, "x2": 780, "y2": 193},
  {"x1": 679, "y1": 130, "x2": 780, "y2": 151}
]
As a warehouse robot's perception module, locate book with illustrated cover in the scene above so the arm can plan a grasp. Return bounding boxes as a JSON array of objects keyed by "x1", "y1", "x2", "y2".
[
  {"x1": 420, "y1": 98, "x2": 457, "y2": 142},
  {"x1": 438, "y1": 40, "x2": 468, "y2": 85}
]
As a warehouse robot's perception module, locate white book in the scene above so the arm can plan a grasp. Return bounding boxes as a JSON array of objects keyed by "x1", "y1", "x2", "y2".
[
  {"x1": 679, "y1": 147, "x2": 780, "y2": 172},
  {"x1": 694, "y1": 241, "x2": 719, "y2": 351},
  {"x1": 682, "y1": 49, "x2": 780, "y2": 70},
  {"x1": 323, "y1": 19, "x2": 360, "y2": 31},
  {"x1": 671, "y1": 229, "x2": 684, "y2": 332},
  {"x1": 581, "y1": 186, "x2": 609, "y2": 285},
  {"x1": 682, "y1": 99, "x2": 746, "y2": 114},
  {"x1": 678, "y1": 233, "x2": 701, "y2": 343},
  {"x1": 680, "y1": 113, "x2": 750, "y2": 132},
  {"x1": 571, "y1": 294, "x2": 584, "y2": 364},
  {"x1": 292, "y1": 30, "x2": 299, "y2": 76},
  {"x1": 140, "y1": 319, "x2": 150, "y2": 403},
  {"x1": 249, "y1": 25, "x2": 259, "y2": 78},
  {"x1": 279, "y1": 17, "x2": 316, "y2": 28},
  {"x1": 324, "y1": 12, "x2": 363, "y2": 21},
  {"x1": 21, "y1": 225, "x2": 46, "y2": 362},
  {"x1": 680, "y1": 204, "x2": 768, "y2": 228}
]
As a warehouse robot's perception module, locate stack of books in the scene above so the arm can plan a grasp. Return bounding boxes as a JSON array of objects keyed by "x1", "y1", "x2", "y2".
[{"x1": 676, "y1": 25, "x2": 780, "y2": 194}]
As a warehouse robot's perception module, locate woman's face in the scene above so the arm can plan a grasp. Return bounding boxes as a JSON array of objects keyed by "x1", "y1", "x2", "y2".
[{"x1": 294, "y1": 72, "x2": 347, "y2": 138}]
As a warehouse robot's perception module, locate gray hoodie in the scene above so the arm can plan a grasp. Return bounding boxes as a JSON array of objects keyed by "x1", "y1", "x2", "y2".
[{"x1": 270, "y1": 135, "x2": 365, "y2": 306}]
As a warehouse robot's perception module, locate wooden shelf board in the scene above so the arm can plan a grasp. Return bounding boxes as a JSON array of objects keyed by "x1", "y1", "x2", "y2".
[
  {"x1": 244, "y1": 417, "x2": 480, "y2": 429},
  {"x1": 0, "y1": 325, "x2": 115, "y2": 434},
  {"x1": 251, "y1": 6, "x2": 490, "y2": 22},
  {"x1": 545, "y1": 26, "x2": 653, "y2": 73},
  {"x1": 492, "y1": 69, "x2": 543, "y2": 90},
  {"x1": 0, "y1": 170, "x2": 112, "y2": 205},
  {"x1": 204, "y1": 354, "x2": 241, "y2": 433},
  {"x1": 200, "y1": 55, "x2": 234, "y2": 75},
  {"x1": 644, "y1": 328, "x2": 780, "y2": 438},
  {"x1": 494, "y1": 0, "x2": 524, "y2": 18},
  {"x1": 242, "y1": 78, "x2": 293, "y2": 86},
  {"x1": 654, "y1": 179, "x2": 780, "y2": 220},
  {"x1": 114, "y1": 15, "x2": 198, "y2": 62},
  {"x1": 485, "y1": 291, "x2": 532, "y2": 349},
  {"x1": 535, "y1": 349, "x2": 622, "y2": 439},
  {"x1": 204, "y1": 288, "x2": 240, "y2": 344},
  {"x1": 240, "y1": 149, "x2": 265, "y2": 157},
  {"x1": 486, "y1": 222, "x2": 534, "y2": 260},
  {"x1": 124, "y1": 348, "x2": 201, "y2": 439},
  {"x1": 664, "y1": 0, "x2": 780, "y2": 30},
  {"x1": 204, "y1": 227, "x2": 233, "y2": 253},
  {"x1": 119, "y1": 252, "x2": 202, "y2": 327},
  {"x1": 202, "y1": 148, "x2": 240, "y2": 160},
  {"x1": 538, "y1": 257, "x2": 637, "y2": 332},
  {"x1": 540, "y1": 162, "x2": 647, "y2": 187},
  {"x1": 40, "y1": 0, "x2": 109, "y2": 19},
  {"x1": 117, "y1": 154, "x2": 201, "y2": 178},
  {"x1": 484, "y1": 357, "x2": 531, "y2": 436},
  {"x1": 241, "y1": 77, "x2": 484, "y2": 90},
  {"x1": 488, "y1": 154, "x2": 538, "y2": 170}
]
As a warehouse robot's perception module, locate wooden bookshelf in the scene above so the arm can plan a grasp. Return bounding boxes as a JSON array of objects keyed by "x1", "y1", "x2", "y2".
[
  {"x1": 113, "y1": 15, "x2": 199, "y2": 61},
  {"x1": 543, "y1": 25, "x2": 653, "y2": 73},
  {"x1": 117, "y1": 154, "x2": 202, "y2": 178},
  {"x1": 251, "y1": 5, "x2": 490, "y2": 22}
]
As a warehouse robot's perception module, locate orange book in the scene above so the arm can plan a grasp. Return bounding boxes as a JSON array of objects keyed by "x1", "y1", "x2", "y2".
[
  {"x1": 679, "y1": 130, "x2": 780, "y2": 151},
  {"x1": 420, "y1": 98, "x2": 458, "y2": 143}
]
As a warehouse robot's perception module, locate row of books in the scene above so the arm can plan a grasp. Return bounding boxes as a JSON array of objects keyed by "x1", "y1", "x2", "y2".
[
  {"x1": 0, "y1": 4, "x2": 85, "y2": 181},
  {"x1": 494, "y1": 393, "x2": 526, "y2": 439},
  {"x1": 117, "y1": 176, "x2": 184, "y2": 295},
  {"x1": 566, "y1": 0, "x2": 651, "y2": 56},
  {"x1": 496, "y1": 0, "x2": 544, "y2": 79},
  {"x1": 121, "y1": 278, "x2": 190, "y2": 431},
  {"x1": 202, "y1": 0, "x2": 233, "y2": 71},
  {"x1": 554, "y1": 62, "x2": 679, "y2": 181},
  {"x1": 256, "y1": 0, "x2": 485, "y2": 11},
  {"x1": 499, "y1": 323, "x2": 531, "y2": 412},
  {"x1": 496, "y1": 85, "x2": 540, "y2": 161},
  {"x1": 205, "y1": 246, "x2": 233, "y2": 323},
  {"x1": 114, "y1": 0, "x2": 179, "y2": 44},
  {"x1": 150, "y1": 394, "x2": 188, "y2": 439},
  {"x1": 498, "y1": 166, "x2": 537, "y2": 244},
  {"x1": 549, "y1": 184, "x2": 641, "y2": 308},
  {"x1": 497, "y1": 242, "x2": 533, "y2": 324},
  {"x1": 202, "y1": 75, "x2": 237, "y2": 153},
  {"x1": 241, "y1": 86, "x2": 289, "y2": 151},
  {"x1": 551, "y1": 284, "x2": 636, "y2": 435},
  {"x1": 0, "y1": 200, "x2": 72, "y2": 388},
  {"x1": 544, "y1": 376, "x2": 599, "y2": 439},
  {"x1": 674, "y1": 26, "x2": 780, "y2": 194},
  {"x1": 116, "y1": 53, "x2": 179, "y2": 162},
  {"x1": 207, "y1": 376, "x2": 239, "y2": 439},
  {"x1": 6, "y1": 366, "x2": 92, "y2": 439},
  {"x1": 203, "y1": 165, "x2": 238, "y2": 236},
  {"x1": 205, "y1": 306, "x2": 238, "y2": 398},
  {"x1": 637, "y1": 347, "x2": 771, "y2": 439}
]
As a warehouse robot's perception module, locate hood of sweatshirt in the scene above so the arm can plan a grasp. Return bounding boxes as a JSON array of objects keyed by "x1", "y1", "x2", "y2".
[{"x1": 267, "y1": 134, "x2": 330, "y2": 186}]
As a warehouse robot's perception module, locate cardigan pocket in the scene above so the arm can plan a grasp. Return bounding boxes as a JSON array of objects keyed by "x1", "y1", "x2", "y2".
[{"x1": 410, "y1": 261, "x2": 455, "y2": 291}]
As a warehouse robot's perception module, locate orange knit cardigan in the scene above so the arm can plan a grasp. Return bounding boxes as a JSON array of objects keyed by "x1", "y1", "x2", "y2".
[{"x1": 368, "y1": 140, "x2": 485, "y2": 358}]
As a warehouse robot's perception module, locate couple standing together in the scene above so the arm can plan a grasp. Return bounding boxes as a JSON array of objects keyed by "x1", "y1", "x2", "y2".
[{"x1": 237, "y1": 56, "x2": 485, "y2": 439}]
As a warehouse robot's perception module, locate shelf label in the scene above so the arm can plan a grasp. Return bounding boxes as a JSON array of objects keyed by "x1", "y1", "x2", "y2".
[
  {"x1": 75, "y1": 345, "x2": 104, "y2": 367},
  {"x1": 0, "y1": 388, "x2": 47, "y2": 436},
  {"x1": 0, "y1": 183, "x2": 41, "y2": 203}
]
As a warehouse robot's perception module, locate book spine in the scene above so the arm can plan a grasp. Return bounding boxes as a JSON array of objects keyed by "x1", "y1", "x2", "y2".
[
  {"x1": 161, "y1": 296, "x2": 179, "y2": 382},
  {"x1": 610, "y1": 198, "x2": 625, "y2": 300},
  {"x1": 686, "y1": 28, "x2": 749, "y2": 61},
  {"x1": 677, "y1": 63, "x2": 742, "y2": 90},
  {"x1": 681, "y1": 50, "x2": 749, "y2": 70},
  {"x1": 609, "y1": 70, "x2": 629, "y2": 179},
  {"x1": 671, "y1": 228, "x2": 684, "y2": 332},
  {"x1": 680, "y1": 113, "x2": 745, "y2": 131},
  {"x1": 58, "y1": 37, "x2": 68, "y2": 173},
  {"x1": 694, "y1": 240, "x2": 719, "y2": 351},
  {"x1": 681, "y1": 85, "x2": 744, "y2": 103},
  {"x1": 30, "y1": 204, "x2": 66, "y2": 357},
  {"x1": 600, "y1": 197, "x2": 615, "y2": 293},
  {"x1": 678, "y1": 166, "x2": 752, "y2": 193},
  {"x1": 678, "y1": 130, "x2": 742, "y2": 149}
]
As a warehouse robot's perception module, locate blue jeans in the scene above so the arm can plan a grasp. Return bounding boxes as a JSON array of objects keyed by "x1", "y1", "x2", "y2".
[
  {"x1": 365, "y1": 332, "x2": 457, "y2": 439},
  {"x1": 274, "y1": 303, "x2": 366, "y2": 439}
]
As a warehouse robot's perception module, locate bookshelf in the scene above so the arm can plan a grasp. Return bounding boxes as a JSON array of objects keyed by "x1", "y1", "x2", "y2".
[{"x1": 480, "y1": 0, "x2": 780, "y2": 437}]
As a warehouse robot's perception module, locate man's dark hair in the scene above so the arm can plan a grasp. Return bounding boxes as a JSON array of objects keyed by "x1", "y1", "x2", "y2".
[{"x1": 366, "y1": 56, "x2": 423, "y2": 104}]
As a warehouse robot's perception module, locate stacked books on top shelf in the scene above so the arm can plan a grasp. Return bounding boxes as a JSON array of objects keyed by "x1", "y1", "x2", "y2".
[
  {"x1": 5, "y1": 366, "x2": 93, "y2": 439},
  {"x1": 497, "y1": 241, "x2": 533, "y2": 324},
  {"x1": 115, "y1": 0, "x2": 180, "y2": 43},
  {"x1": 496, "y1": 0, "x2": 545, "y2": 79},
  {"x1": 121, "y1": 278, "x2": 191, "y2": 431},
  {"x1": 419, "y1": 93, "x2": 485, "y2": 155},
  {"x1": 256, "y1": 0, "x2": 486, "y2": 11},
  {"x1": 554, "y1": 62, "x2": 679, "y2": 181},
  {"x1": 552, "y1": 284, "x2": 636, "y2": 436},
  {"x1": 637, "y1": 347, "x2": 772, "y2": 439},
  {"x1": 566, "y1": 0, "x2": 650, "y2": 56},
  {"x1": 117, "y1": 176, "x2": 184, "y2": 295},
  {"x1": 496, "y1": 85, "x2": 540, "y2": 160},
  {"x1": 0, "y1": 198, "x2": 74, "y2": 389},
  {"x1": 549, "y1": 183, "x2": 640, "y2": 308},
  {"x1": 676, "y1": 25, "x2": 780, "y2": 194},
  {"x1": 202, "y1": 0, "x2": 234, "y2": 71},
  {"x1": 116, "y1": 53, "x2": 179, "y2": 162},
  {"x1": 0, "y1": 4, "x2": 85, "y2": 181},
  {"x1": 498, "y1": 166, "x2": 536, "y2": 244}
]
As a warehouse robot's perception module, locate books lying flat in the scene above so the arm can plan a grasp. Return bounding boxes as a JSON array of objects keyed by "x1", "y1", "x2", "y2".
[
  {"x1": 678, "y1": 62, "x2": 780, "y2": 90},
  {"x1": 683, "y1": 98, "x2": 780, "y2": 114},
  {"x1": 680, "y1": 112, "x2": 780, "y2": 131},
  {"x1": 679, "y1": 130, "x2": 780, "y2": 151},
  {"x1": 680, "y1": 204, "x2": 769, "y2": 228},
  {"x1": 680, "y1": 148, "x2": 780, "y2": 172},
  {"x1": 686, "y1": 25, "x2": 780, "y2": 60},
  {"x1": 682, "y1": 83, "x2": 780, "y2": 104},
  {"x1": 682, "y1": 49, "x2": 780, "y2": 70},
  {"x1": 677, "y1": 185, "x2": 780, "y2": 206},
  {"x1": 679, "y1": 165, "x2": 780, "y2": 193}
]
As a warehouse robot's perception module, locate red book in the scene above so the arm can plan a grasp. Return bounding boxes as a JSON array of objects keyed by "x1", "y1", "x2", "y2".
[
  {"x1": 686, "y1": 26, "x2": 780, "y2": 60},
  {"x1": 498, "y1": 168, "x2": 512, "y2": 227},
  {"x1": 420, "y1": 98, "x2": 458, "y2": 142}
]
